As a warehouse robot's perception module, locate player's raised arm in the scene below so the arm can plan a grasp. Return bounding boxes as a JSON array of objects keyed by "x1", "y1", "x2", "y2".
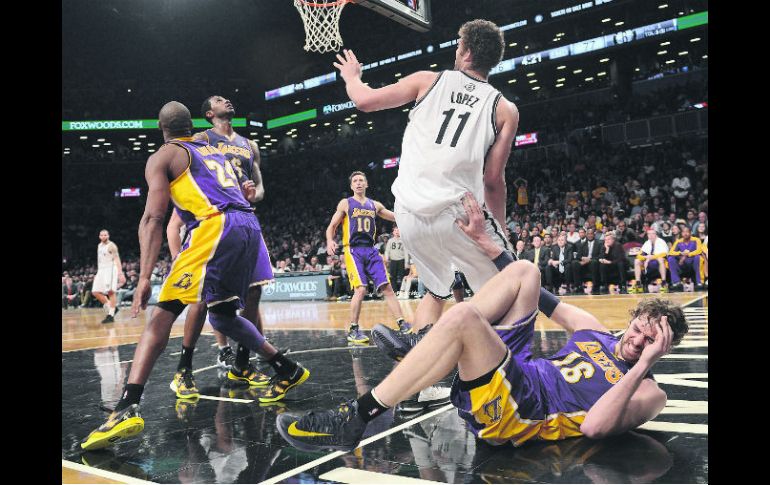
[
  {"x1": 333, "y1": 49, "x2": 437, "y2": 112},
  {"x1": 373, "y1": 201, "x2": 396, "y2": 222},
  {"x1": 325, "y1": 199, "x2": 348, "y2": 257},
  {"x1": 483, "y1": 98, "x2": 519, "y2": 226}
]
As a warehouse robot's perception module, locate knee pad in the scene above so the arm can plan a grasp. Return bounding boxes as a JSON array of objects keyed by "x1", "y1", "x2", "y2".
[
  {"x1": 208, "y1": 300, "x2": 238, "y2": 318},
  {"x1": 157, "y1": 299, "x2": 185, "y2": 316}
]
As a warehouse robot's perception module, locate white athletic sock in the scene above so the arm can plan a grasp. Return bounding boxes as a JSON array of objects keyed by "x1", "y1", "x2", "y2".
[{"x1": 108, "y1": 306, "x2": 116, "y2": 316}]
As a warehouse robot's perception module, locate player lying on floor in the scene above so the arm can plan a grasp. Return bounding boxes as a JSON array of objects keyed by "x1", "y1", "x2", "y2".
[{"x1": 276, "y1": 192, "x2": 688, "y2": 451}]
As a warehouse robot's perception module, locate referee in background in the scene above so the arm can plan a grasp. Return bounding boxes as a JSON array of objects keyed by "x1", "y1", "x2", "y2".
[{"x1": 384, "y1": 226, "x2": 408, "y2": 293}]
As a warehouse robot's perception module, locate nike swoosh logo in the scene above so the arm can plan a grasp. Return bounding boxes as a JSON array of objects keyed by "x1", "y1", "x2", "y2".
[{"x1": 288, "y1": 421, "x2": 331, "y2": 437}]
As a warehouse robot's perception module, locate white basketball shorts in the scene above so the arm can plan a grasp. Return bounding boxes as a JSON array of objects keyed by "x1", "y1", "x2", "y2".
[{"x1": 394, "y1": 201, "x2": 511, "y2": 298}]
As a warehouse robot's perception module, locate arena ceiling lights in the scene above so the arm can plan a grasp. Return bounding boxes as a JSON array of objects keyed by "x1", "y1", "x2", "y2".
[{"x1": 263, "y1": 10, "x2": 707, "y2": 102}]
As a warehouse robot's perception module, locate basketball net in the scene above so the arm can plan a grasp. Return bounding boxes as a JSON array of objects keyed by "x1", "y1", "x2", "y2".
[{"x1": 293, "y1": 0, "x2": 350, "y2": 53}]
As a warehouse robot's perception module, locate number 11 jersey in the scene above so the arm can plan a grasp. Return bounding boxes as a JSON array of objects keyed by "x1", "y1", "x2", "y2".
[{"x1": 392, "y1": 70, "x2": 503, "y2": 216}]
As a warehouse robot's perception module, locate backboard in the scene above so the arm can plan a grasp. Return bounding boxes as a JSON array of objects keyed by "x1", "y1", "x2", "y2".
[{"x1": 354, "y1": 0, "x2": 432, "y2": 32}]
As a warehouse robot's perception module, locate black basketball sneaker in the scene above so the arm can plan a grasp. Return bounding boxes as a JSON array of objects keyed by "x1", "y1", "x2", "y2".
[
  {"x1": 371, "y1": 323, "x2": 433, "y2": 361},
  {"x1": 276, "y1": 399, "x2": 367, "y2": 452}
]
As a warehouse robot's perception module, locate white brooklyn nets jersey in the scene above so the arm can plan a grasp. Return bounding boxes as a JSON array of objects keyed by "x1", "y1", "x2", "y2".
[
  {"x1": 392, "y1": 70, "x2": 503, "y2": 216},
  {"x1": 97, "y1": 242, "x2": 116, "y2": 269}
]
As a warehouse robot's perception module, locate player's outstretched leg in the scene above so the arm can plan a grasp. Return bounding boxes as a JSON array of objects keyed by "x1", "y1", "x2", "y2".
[
  {"x1": 277, "y1": 302, "x2": 507, "y2": 452},
  {"x1": 277, "y1": 261, "x2": 540, "y2": 452},
  {"x1": 81, "y1": 301, "x2": 185, "y2": 450}
]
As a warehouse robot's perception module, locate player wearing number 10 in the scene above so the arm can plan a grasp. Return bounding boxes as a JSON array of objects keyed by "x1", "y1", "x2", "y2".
[
  {"x1": 333, "y1": 20, "x2": 519, "y2": 341},
  {"x1": 325, "y1": 171, "x2": 411, "y2": 344}
]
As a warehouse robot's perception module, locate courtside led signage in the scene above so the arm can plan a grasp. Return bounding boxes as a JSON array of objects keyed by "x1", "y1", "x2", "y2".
[{"x1": 62, "y1": 119, "x2": 247, "y2": 131}]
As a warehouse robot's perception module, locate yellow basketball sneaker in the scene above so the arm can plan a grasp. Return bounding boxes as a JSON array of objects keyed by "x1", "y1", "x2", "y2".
[
  {"x1": 227, "y1": 362, "x2": 271, "y2": 387},
  {"x1": 170, "y1": 368, "x2": 200, "y2": 399},
  {"x1": 81, "y1": 404, "x2": 144, "y2": 451},
  {"x1": 259, "y1": 365, "x2": 310, "y2": 403}
]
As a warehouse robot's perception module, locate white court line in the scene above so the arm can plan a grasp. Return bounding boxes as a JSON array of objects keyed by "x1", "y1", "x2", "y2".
[
  {"x1": 661, "y1": 354, "x2": 707, "y2": 360},
  {"x1": 62, "y1": 459, "x2": 156, "y2": 484},
  {"x1": 675, "y1": 341, "x2": 708, "y2": 349},
  {"x1": 188, "y1": 346, "x2": 378, "y2": 375},
  {"x1": 260, "y1": 404, "x2": 454, "y2": 484},
  {"x1": 270, "y1": 345, "x2": 377, "y2": 356},
  {"x1": 655, "y1": 373, "x2": 708, "y2": 389},
  {"x1": 197, "y1": 394, "x2": 254, "y2": 404},
  {"x1": 681, "y1": 294, "x2": 708, "y2": 307},
  {"x1": 638, "y1": 421, "x2": 708, "y2": 435},
  {"x1": 95, "y1": 359, "x2": 135, "y2": 367},
  {"x1": 320, "y1": 467, "x2": 441, "y2": 484},
  {"x1": 192, "y1": 363, "x2": 220, "y2": 375}
]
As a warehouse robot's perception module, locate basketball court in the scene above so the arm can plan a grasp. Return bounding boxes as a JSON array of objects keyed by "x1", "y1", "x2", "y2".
[{"x1": 62, "y1": 293, "x2": 708, "y2": 484}]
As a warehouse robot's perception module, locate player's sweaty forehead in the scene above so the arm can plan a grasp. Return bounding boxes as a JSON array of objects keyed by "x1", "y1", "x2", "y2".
[{"x1": 632, "y1": 314, "x2": 659, "y2": 337}]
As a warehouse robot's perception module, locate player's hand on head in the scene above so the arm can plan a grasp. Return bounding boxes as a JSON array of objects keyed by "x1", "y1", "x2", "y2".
[
  {"x1": 640, "y1": 315, "x2": 673, "y2": 365},
  {"x1": 333, "y1": 49, "x2": 362, "y2": 82}
]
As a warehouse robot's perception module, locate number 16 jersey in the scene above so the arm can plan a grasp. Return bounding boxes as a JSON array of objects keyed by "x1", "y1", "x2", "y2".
[{"x1": 392, "y1": 70, "x2": 503, "y2": 216}]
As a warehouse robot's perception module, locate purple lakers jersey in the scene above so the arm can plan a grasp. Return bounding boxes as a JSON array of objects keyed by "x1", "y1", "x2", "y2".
[
  {"x1": 671, "y1": 237, "x2": 703, "y2": 254},
  {"x1": 343, "y1": 197, "x2": 377, "y2": 247},
  {"x1": 166, "y1": 138, "x2": 252, "y2": 230},
  {"x1": 537, "y1": 330, "x2": 647, "y2": 419},
  {"x1": 203, "y1": 129, "x2": 256, "y2": 183}
]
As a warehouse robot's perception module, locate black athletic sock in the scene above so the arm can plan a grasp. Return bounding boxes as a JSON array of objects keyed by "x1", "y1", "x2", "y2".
[
  {"x1": 356, "y1": 390, "x2": 390, "y2": 423},
  {"x1": 396, "y1": 318, "x2": 405, "y2": 325},
  {"x1": 266, "y1": 351, "x2": 298, "y2": 378},
  {"x1": 115, "y1": 383, "x2": 144, "y2": 410},
  {"x1": 177, "y1": 346, "x2": 194, "y2": 371},
  {"x1": 235, "y1": 344, "x2": 251, "y2": 369}
]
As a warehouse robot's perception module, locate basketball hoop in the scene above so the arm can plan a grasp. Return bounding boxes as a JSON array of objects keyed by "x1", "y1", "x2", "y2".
[{"x1": 293, "y1": 0, "x2": 351, "y2": 53}]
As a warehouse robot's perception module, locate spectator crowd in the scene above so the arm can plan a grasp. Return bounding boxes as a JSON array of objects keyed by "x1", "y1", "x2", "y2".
[{"x1": 63, "y1": 71, "x2": 708, "y2": 307}]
